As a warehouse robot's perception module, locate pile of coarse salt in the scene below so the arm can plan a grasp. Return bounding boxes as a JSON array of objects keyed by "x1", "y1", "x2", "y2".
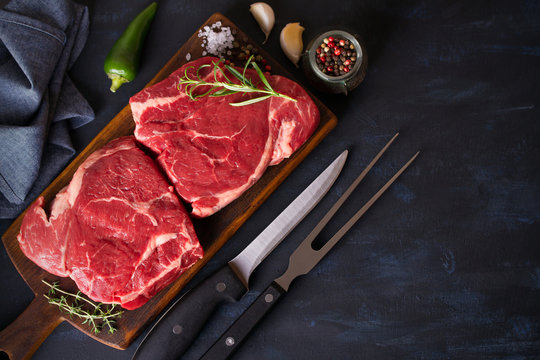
[{"x1": 198, "y1": 21, "x2": 234, "y2": 58}]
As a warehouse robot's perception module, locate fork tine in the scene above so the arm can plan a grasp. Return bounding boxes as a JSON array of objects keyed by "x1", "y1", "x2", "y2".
[
  {"x1": 318, "y1": 151, "x2": 420, "y2": 259},
  {"x1": 276, "y1": 150, "x2": 420, "y2": 291},
  {"x1": 301, "y1": 132, "x2": 399, "y2": 248},
  {"x1": 274, "y1": 133, "x2": 407, "y2": 291}
]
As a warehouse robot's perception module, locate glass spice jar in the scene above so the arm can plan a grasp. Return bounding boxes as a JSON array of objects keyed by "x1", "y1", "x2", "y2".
[{"x1": 301, "y1": 29, "x2": 367, "y2": 95}]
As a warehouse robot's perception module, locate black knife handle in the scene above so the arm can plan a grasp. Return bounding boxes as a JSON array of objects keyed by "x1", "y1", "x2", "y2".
[
  {"x1": 200, "y1": 281, "x2": 286, "y2": 360},
  {"x1": 132, "y1": 265, "x2": 246, "y2": 360}
]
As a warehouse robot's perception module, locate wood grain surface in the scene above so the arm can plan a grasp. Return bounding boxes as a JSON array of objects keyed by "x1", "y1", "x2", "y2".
[{"x1": 0, "y1": 13, "x2": 336, "y2": 359}]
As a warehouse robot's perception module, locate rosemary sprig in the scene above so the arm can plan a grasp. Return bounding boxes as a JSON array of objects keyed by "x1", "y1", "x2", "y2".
[
  {"x1": 42, "y1": 280, "x2": 123, "y2": 334},
  {"x1": 178, "y1": 55, "x2": 296, "y2": 106}
]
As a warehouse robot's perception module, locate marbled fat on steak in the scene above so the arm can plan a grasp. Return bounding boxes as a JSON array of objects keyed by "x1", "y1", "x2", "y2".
[
  {"x1": 17, "y1": 136, "x2": 203, "y2": 310},
  {"x1": 130, "y1": 57, "x2": 319, "y2": 218}
]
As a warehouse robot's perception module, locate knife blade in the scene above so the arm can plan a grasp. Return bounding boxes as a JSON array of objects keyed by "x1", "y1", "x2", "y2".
[
  {"x1": 201, "y1": 145, "x2": 419, "y2": 360},
  {"x1": 132, "y1": 150, "x2": 349, "y2": 360}
]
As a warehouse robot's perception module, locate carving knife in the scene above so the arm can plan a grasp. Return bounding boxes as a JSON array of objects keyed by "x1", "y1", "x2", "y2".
[
  {"x1": 132, "y1": 150, "x2": 349, "y2": 360},
  {"x1": 201, "y1": 138, "x2": 419, "y2": 360}
]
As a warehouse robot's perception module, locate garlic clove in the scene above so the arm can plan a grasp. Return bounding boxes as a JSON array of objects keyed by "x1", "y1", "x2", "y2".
[
  {"x1": 250, "y1": 2, "x2": 275, "y2": 44},
  {"x1": 280, "y1": 22, "x2": 305, "y2": 67}
]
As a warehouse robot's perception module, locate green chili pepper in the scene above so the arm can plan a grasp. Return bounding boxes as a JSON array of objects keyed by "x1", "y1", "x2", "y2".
[{"x1": 104, "y1": 2, "x2": 158, "y2": 92}]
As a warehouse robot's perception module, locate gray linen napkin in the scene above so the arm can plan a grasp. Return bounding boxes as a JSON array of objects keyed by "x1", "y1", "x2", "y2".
[{"x1": 0, "y1": 0, "x2": 94, "y2": 218}]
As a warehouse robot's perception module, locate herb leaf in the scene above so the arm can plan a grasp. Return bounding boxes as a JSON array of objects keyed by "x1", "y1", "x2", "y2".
[
  {"x1": 42, "y1": 280, "x2": 123, "y2": 334},
  {"x1": 178, "y1": 55, "x2": 296, "y2": 106},
  {"x1": 251, "y1": 61, "x2": 272, "y2": 91},
  {"x1": 224, "y1": 64, "x2": 246, "y2": 83},
  {"x1": 230, "y1": 94, "x2": 273, "y2": 107}
]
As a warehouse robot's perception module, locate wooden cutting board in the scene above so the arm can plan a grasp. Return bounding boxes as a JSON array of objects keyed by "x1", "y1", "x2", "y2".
[{"x1": 0, "y1": 13, "x2": 337, "y2": 360}]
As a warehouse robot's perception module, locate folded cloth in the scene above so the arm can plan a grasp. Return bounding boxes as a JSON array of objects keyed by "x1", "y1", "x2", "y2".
[{"x1": 0, "y1": 0, "x2": 94, "y2": 218}]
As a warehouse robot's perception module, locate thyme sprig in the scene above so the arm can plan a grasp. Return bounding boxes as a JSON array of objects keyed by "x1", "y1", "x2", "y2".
[
  {"x1": 178, "y1": 55, "x2": 296, "y2": 106},
  {"x1": 42, "y1": 280, "x2": 123, "y2": 334}
]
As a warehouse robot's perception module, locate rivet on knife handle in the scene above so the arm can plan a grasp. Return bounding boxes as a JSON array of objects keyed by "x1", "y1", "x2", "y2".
[{"x1": 201, "y1": 134, "x2": 419, "y2": 360}]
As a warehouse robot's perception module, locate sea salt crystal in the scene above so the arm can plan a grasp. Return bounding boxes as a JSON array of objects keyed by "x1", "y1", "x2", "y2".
[{"x1": 198, "y1": 21, "x2": 234, "y2": 58}]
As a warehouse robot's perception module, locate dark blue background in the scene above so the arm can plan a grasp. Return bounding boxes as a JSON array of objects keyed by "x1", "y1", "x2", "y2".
[{"x1": 1, "y1": 0, "x2": 539, "y2": 359}]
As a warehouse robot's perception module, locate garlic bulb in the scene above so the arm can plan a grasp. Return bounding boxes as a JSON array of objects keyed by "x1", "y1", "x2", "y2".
[
  {"x1": 280, "y1": 22, "x2": 305, "y2": 67},
  {"x1": 249, "y1": 2, "x2": 275, "y2": 44}
]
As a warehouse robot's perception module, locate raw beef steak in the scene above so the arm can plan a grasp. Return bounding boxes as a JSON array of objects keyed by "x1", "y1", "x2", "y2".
[
  {"x1": 17, "y1": 136, "x2": 203, "y2": 310},
  {"x1": 267, "y1": 75, "x2": 320, "y2": 166},
  {"x1": 130, "y1": 57, "x2": 319, "y2": 217}
]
